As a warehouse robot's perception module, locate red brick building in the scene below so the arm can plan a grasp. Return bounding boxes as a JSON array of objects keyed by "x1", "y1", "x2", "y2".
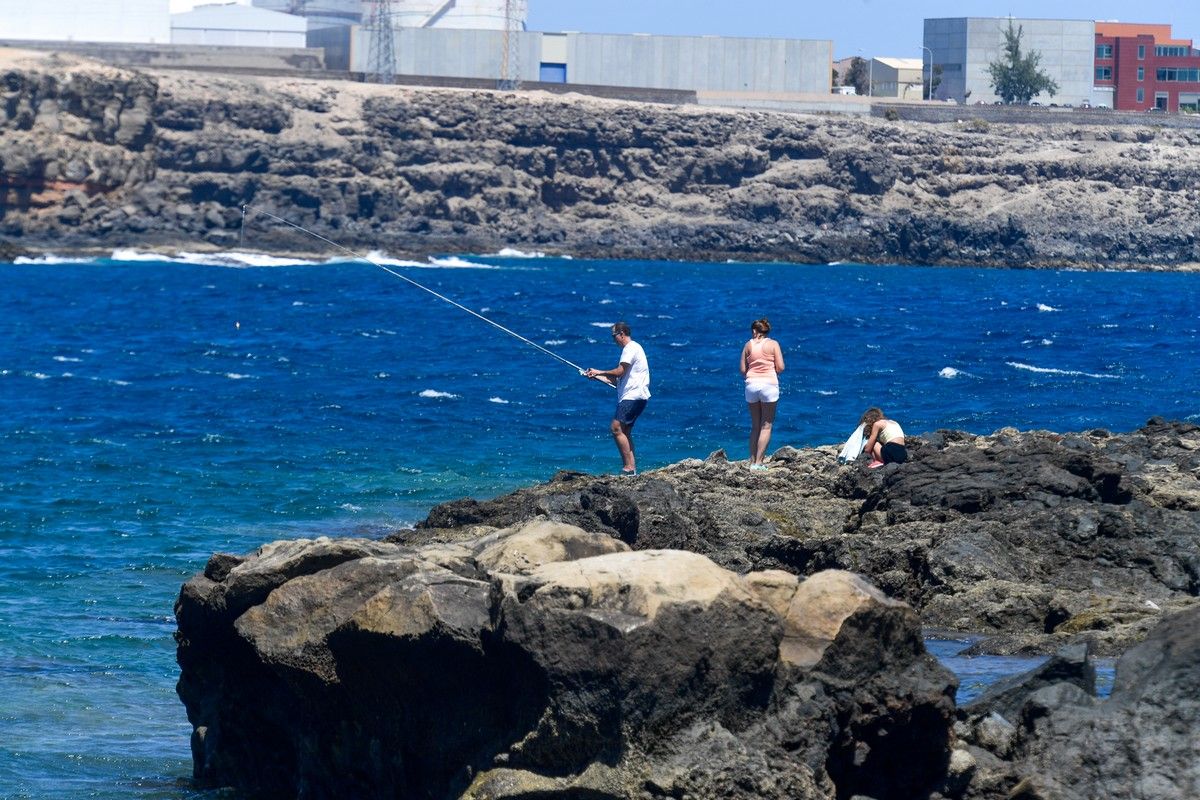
[{"x1": 1094, "y1": 22, "x2": 1200, "y2": 112}]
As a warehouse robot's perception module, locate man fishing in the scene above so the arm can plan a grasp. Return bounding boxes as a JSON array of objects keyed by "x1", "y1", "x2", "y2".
[{"x1": 585, "y1": 321, "x2": 651, "y2": 475}]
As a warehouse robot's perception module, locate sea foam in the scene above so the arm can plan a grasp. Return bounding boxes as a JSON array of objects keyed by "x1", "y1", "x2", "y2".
[{"x1": 1006, "y1": 361, "x2": 1119, "y2": 380}]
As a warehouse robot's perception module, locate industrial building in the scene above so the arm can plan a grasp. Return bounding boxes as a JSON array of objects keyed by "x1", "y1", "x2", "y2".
[
  {"x1": 871, "y1": 57, "x2": 925, "y2": 99},
  {"x1": 334, "y1": 26, "x2": 830, "y2": 95},
  {"x1": 0, "y1": 0, "x2": 170, "y2": 44},
  {"x1": 923, "y1": 17, "x2": 1099, "y2": 105},
  {"x1": 1094, "y1": 22, "x2": 1200, "y2": 112},
  {"x1": 251, "y1": 0, "x2": 362, "y2": 29},
  {"x1": 172, "y1": 4, "x2": 307, "y2": 48}
]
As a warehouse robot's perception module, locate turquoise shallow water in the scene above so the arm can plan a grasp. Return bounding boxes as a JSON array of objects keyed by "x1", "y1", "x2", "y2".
[{"x1": 1, "y1": 254, "x2": 1194, "y2": 797}]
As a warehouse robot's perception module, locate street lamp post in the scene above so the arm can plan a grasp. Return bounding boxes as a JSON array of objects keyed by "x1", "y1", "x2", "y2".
[{"x1": 919, "y1": 45, "x2": 933, "y2": 100}]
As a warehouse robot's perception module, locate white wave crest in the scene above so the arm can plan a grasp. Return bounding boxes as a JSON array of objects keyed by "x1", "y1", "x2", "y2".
[
  {"x1": 14, "y1": 254, "x2": 85, "y2": 265},
  {"x1": 419, "y1": 389, "x2": 459, "y2": 399},
  {"x1": 544, "y1": 339, "x2": 566, "y2": 346},
  {"x1": 599, "y1": 299, "x2": 613, "y2": 304},
  {"x1": 225, "y1": 372, "x2": 254, "y2": 380},
  {"x1": 54, "y1": 356, "x2": 83, "y2": 363},
  {"x1": 488, "y1": 397, "x2": 510, "y2": 404},
  {"x1": 495, "y1": 247, "x2": 547, "y2": 258},
  {"x1": 590, "y1": 322, "x2": 615, "y2": 328},
  {"x1": 1037, "y1": 303, "x2": 1060, "y2": 312},
  {"x1": 428, "y1": 256, "x2": 498, "y2": 269},
  {"x1": 1006, "y1": 361, "x2": 1119, "y2": 380},
  {"x1": 939, "y1": 367, "x2": 962, "y2": 378}
]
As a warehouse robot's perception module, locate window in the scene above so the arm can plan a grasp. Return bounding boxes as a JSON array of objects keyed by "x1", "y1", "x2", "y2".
[
  {"x1": 1095, "y1": 66, "x2": 1112, "y2": 80},
  {"x1": 1138, "y1": 66, "x2": 1144, "y2": 81},
  {"x1": 1137, "y1": 87, "x2": 1144, "y2": 103},
  {"x1": 1155, "y1": 45, "x2": 1189, "y2": 57},
  {"x1": 1156, "y1": 67, "x2": 1200, "y2": 82},
  {"x1": 1096, "y1": 44, "x2": 1112, "y2": 58},
  {"x1": 1138, "y1": 44, "x2": 1145, "y2": 60},
  {"x1": 1155, "y1": 92, "x2": 1169, "y2": 110}
]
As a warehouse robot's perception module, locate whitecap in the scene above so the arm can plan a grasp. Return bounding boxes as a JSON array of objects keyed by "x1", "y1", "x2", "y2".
[
  {"x1": 224, "y1": 373, "x2": 253, "y2": 380},
  {"x1": 419, "y1": 389, "x2": 459, "y2": 399},
  {"x1": 376, "y1": 372, "x2": 389, "y2": 379},
  {"x1": 61, "y1": 372, "x2": 74, "y2": 378},
  {"x1": 1006, "y1": 361, "x2": 1119, "y2": 380},
  {"x1": 428, "y1": 256, "x2": 497, "y2": 269},
  {"x1": 14, "y1": 254, "x2": 86, "y2": 265},
  {"x1": 53, "y1": 356, "x2": 82, "y2": 363},
  {"x1": 1041, "y1": 339, "x2": 1053, "y2": 346},
  {"x1": 590, "y1": 322, "x2": 615, "y2": 328},
  {"x1": 1036, "y1": 303, "x2": 1060, "y2": 312},
  {"x1": 339, "y1": 503, "x2": 363, "y2": 512},
  {"x1": 939, "y1": 367, "x2": 962, "y2": 378},
  {"x1": 488, "y1": 397, "x2": 510, "y2": 404},
  {"x1": 608, "y1": 281, "x2": 624, "y2": 286},
  {"x1": 1101, "y1": 324, "x2": 1119, "y2": 329},
  {"x1": 669, "y1": 342, "x2": 687, "y2": 347},
  {"x1": 544, "y1": 339, "x2": 567, "y2": 346},
  {"x1": 495, "y1": 247, "x2": 547, "y2": 258},
  {"x1": 816, "y1": 389, "x2": 837, "y2": 396},
  {"x1": 599, "y1": 299, "x2": 613, "y2": 304},
  {"x1": 362, "y1": 251, "x2": 428, "y2": 268},
  {"x1": 632, "y1": 282, "x2": 648, "y2": 288}
]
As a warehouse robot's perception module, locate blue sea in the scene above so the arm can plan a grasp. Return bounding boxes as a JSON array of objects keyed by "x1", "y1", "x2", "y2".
[{"x1": 1, "y1": 252, "x2": 1195, "y2": 798}]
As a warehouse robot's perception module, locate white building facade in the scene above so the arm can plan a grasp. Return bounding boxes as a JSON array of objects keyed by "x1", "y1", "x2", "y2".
[
  {"x1": 0, "y1": 0, "x2": 171, "y2": 44},
  {"x1": 172, "y1": 4, "x2": 307, "y2": 48}
]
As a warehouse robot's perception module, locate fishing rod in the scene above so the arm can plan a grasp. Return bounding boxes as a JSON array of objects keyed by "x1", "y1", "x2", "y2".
[{"x1": 240, "y1": 205, "x2": 611, "y2": 385}]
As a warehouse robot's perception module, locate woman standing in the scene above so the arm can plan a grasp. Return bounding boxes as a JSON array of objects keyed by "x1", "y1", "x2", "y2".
[{"x1": 740, "y1": 318, "x2": 785, "y2": 470}]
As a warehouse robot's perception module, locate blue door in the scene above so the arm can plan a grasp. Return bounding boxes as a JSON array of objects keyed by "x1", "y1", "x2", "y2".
[{"x1": 539, "y1": 62, "x2": 567, "y2": 83}]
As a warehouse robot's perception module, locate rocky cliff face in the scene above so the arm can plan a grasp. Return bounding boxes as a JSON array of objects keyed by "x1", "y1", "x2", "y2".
[
  {"x1": 5, "y1": 48, "x2": 1200, "y2": 268},
  {"x1": 176, "y1": 520, "x2": 959, "y2": 799}
]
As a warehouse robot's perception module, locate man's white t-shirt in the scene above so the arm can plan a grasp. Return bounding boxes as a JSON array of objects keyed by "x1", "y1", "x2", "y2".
[{"x1": 617, "y1": 340, "x2": 651, "y2": 402}]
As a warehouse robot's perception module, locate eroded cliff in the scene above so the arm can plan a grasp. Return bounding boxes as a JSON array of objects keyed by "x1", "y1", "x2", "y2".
[{"x1": 5, "y1": 48, "x2": 1200, "y2": 268}]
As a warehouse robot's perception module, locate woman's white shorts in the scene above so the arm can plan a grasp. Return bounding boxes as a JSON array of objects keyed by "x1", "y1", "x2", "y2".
[{"x1": 745, "y1": 381, "x2": 780, "y2": 403}]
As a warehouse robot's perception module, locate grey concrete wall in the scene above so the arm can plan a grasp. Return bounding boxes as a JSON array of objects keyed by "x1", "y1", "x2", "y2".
[
  {"x1": 925, "y1": 17, "x2": 1095, "y2": 105},
  {"x1": 0, "y1": 40, "x2": 325, "y2": 70},
  {"x1": 873, "y1": 101, "x2": 1200, "y2": 129},
  {"x1": 565, "y1": 34, "x2": 830, "y2": 93},
  {"x1": 348, "y1": 28, "x2": 830, "y2": 94}
]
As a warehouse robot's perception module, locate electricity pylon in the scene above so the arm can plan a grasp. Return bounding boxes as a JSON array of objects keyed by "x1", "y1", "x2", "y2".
[
  {"x1": 367, "y1": 0, "x2": 397, "y2": 84},
  {"x1": 498, "y1": 0, "x2": 526, "y2": 90}
]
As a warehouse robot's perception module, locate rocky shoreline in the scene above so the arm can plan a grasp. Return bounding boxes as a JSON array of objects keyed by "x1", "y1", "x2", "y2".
[
  {"x1": 5, "y1": 48, "x2": 1200, "y2": 269},
  {"x1": 175, "y1": 419, "x2": 1200, "y2": 798}
]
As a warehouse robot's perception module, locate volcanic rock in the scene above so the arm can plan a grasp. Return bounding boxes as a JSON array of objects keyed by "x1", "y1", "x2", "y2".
[{"x1": 176, "y1": 518, "x2": 956, "y2": 799}]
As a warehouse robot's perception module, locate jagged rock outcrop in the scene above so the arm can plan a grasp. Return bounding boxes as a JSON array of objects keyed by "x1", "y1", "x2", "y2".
[
  {"x1": 404, "y1": 419, "x2": 1200, "y2": 655},
  {"x1": 956, "y1": 607, "x2": 1200, "y2": 799},
  {"x1": 5, "y1": 48, "x2": 1200, "y2": 268},
  {"x1": 176, "y1": 518, "x2": 957, "y2": 799}
]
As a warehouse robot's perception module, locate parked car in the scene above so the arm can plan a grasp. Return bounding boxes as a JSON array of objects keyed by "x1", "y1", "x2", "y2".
[{"x1": 1147, "y1": 106, "x2": 1167, "y2": 113}]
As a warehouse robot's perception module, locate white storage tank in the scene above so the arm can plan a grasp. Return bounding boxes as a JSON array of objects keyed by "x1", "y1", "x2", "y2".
[{"x1": 393, "y1": 0, "x2": 525, "y2": 30}]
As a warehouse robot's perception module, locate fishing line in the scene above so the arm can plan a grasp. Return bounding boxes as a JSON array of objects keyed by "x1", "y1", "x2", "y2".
[{"x1": 241, "y1": 205, "x2": 606, "y2": 383}]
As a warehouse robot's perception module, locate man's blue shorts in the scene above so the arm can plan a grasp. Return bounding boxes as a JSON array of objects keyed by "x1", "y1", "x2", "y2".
[{"x1": 614, "y1": 399, "x2": 647, "y2": 426}]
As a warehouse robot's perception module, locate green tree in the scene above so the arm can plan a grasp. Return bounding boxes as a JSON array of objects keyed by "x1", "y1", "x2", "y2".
[
  {"x1": 844, "y1": 57, "x2": 869, "y2": 96},
  {"x1": 923, "y1": 64, "x2": 943, "y2": 100},
  {"x1": 987, "y1": 21, "x2": 1059, "y2": 104}
]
